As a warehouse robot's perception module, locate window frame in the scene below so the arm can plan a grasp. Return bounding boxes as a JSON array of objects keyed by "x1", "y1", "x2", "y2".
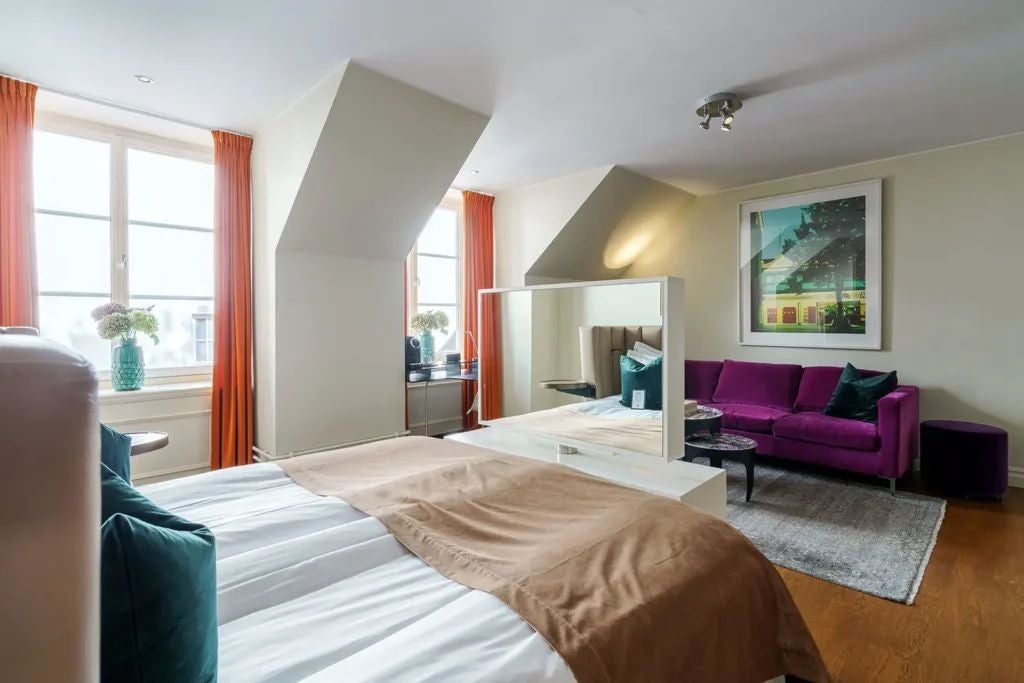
[
  {"x1": 407, "y1": 193, "x2": 463, "y2": 355},
  {"x1": 34, "y1": 113, "x2": 215, "y2": 382}
]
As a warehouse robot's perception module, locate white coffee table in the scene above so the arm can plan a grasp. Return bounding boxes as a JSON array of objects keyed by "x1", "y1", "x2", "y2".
[{"x1": 445, "y1": 426, "x2": 727, "y2": 518}]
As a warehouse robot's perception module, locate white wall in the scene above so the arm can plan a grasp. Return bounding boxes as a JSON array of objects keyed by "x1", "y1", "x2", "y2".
[
  {"x1": 252, "y1": 67, "x2": 344, "y2": 454},
  {"x1": 627, "y1": 133, "x2": 1024, "y2": 483},
  {"x1": 100, "y1": 385, "x2": 212, "y2": 483},
  {"x1": 493, "y1": 167, "x2": 610, "y2": 288},
  {"x1": 274, "y1": 254, "x2": 405, "y2": 454},
  {"x1": 252, "y1": 62, "x2": 488, "y2": 457}
]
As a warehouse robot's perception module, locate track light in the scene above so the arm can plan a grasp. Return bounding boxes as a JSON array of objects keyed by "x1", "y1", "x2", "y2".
[{"x1": 695, "y1": 92, "x2": 742, "y2": 132}]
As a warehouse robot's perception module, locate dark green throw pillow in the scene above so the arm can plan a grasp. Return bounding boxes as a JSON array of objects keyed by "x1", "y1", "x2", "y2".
[
  {"x1": 619, "y1": 355, "x2": 663, "y2": 410},
  {"x1": 101, "y1": 424, "x2": 132, "y2": 484},
  {"x1": 823, "y1": 363, "x2": 898, "y2": 423},
  {"x1": 101, "y1": 464, "x2": 218, "y2": 683}
]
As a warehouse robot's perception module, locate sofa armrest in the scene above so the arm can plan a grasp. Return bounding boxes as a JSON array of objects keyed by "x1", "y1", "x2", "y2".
[{"x1": 877, "y1": 385, "x2": 920, "y2": 479}]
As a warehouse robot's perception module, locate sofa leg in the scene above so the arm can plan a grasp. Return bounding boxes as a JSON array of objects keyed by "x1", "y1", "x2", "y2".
[{"x1": 887, "y1": 477, "x2": 897, "y2": 496}]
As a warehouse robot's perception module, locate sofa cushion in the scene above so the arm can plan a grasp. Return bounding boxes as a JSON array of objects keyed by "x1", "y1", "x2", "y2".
[
  {"x1": 709, "y1": 403, "x2": 790, "y2": 433},
  {"x1": 794, "y1": 365, "x2": 884, "y2": 412},
  {"x1": 823, "y1": 363, "x2": 898, "y2": 423},
  {"x1": 685, "y1": 360, "x2": 723, "y2": 402},
  {"x1": 712, "y1": 359, "x2": 803, "y2": 412},
  {"x1": 773, "y1": 412, "x2": 880, "y2": 451}
]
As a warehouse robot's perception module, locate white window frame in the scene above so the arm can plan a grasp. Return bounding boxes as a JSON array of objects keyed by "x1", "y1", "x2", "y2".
[
  {"x1": 34, "y1": 113, "x2": 215, "y2": 382},
  {"x1": 407, "y1": 193, "x2": 463, "y2": 354}
]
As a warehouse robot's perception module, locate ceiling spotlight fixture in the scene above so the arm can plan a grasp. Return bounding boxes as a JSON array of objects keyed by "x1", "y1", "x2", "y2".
[
  {"x1": 697, "y1": 110, "x2": 711, "y2": 130},
  {"x1": 134, "y1": 74, "x2": 154, "y2": 84},
  {"x1": 470, "y1": 169, "x2": 480, "y2": 175},
  {"x1": 695, "y1": 92, "x2": 742, "y2": 132}
]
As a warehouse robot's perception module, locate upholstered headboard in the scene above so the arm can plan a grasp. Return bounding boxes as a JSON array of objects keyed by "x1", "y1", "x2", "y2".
[
  {"x1": 0, "y1": 332, "x2": 99, "y2": 681},
  {"x1": 580, "y1": 325, "x2": 663, "y2": 399}
]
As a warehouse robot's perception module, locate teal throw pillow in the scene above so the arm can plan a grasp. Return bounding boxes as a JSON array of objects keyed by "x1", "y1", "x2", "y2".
[
  {"x1": 101, "y1": 464, "x2": 218, "y2": 683},
  {"x1": 619, "y1": 355, "x2": 663, "y2": 410},
  {"x1": 101, "y1": 424, "x2": 132, "y2": 484},
  {"x1": 822, "y1": 363, "x2": 898, "y2": 423}
]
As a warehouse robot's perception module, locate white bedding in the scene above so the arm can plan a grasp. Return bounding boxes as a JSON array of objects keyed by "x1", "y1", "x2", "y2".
[
  {"x1": 565, "y1": 394, "x2": 660, "y2": 420},
  {"x1": 140, "y1": 463, "x2": 573, "y2": 683}
]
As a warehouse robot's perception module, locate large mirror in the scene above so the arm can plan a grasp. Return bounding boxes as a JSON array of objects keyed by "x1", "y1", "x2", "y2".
[{"x1": 477, "y1": 278, "x2": 684, "y2": 462}]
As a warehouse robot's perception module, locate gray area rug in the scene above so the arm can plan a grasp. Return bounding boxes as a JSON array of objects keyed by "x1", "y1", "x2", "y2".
[{"x1": 721, "y1": 461, "x2": 945, "y2": 604}]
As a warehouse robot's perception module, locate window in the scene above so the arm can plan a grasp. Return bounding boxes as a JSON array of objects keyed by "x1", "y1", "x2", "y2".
[
  {"x1": 33, "y1": 122, "x2": 214, "y2": 376},
  {"x1": 407, "y1": 196, "x2": 461, "y2": 355},
  {"x1": 193, "y1": 314, "x2": 214, "y2": 363}
]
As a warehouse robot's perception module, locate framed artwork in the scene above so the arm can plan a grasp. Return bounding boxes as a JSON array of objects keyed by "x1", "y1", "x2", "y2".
[{"x1": 739, "y1": 179, "x2": 881, "y2": 349}]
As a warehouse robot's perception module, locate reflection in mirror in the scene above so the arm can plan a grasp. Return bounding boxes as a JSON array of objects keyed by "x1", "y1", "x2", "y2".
[{"x1": 479, "y1": 279, "x2": 682, "y2": 462}]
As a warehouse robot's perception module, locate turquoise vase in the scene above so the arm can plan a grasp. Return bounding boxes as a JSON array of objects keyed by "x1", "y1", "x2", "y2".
[
  {"x1": 112, "y1": 338, "x2": 145, "y2": 391},
  {"x1": 418, "y1": 331, "x2": 435, "y2": 365}
]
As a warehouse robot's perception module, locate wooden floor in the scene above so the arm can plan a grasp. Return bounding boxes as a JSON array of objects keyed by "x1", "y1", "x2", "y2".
[{"x1": 778, "y1": 483, "x2": 1024, "y2": 682}]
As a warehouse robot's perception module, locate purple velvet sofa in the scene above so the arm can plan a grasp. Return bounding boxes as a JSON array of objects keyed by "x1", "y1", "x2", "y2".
[{"x1": 685, "y1": 359, "x2": 920, "y2": 490}]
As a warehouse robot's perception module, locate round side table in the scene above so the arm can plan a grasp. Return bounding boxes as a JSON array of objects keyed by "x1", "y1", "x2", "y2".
[
  {"x1": 921, "y1": 420, "x2": 1008, "y2": 499},
  {"x1": 126, "y1": 431, "x2": 170, "y2": 456}
]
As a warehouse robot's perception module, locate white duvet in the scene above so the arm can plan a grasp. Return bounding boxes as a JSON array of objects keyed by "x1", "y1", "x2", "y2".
[
  {"x1": 566, "y1": 394, "x2": 661, "y2": 419},
  {"x1": 140, "y1": 463, "x2": 573, "y2": 683}
]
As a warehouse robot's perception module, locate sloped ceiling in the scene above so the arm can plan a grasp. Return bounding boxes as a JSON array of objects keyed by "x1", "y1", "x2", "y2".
[
  {"x1": 526, "y1": 166, "x2": 694, "y2": 281},
  {"x1": 277, "y1": 61, "x2": 489, "y2": 259}
]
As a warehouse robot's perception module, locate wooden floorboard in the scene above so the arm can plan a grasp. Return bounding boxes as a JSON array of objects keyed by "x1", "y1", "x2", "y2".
[{"x1": 778, "y1": 485, "x2": 1024, "y2": 682}]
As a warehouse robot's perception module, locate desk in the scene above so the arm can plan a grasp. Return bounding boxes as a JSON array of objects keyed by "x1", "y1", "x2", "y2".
[{"x1": 407, "y1": 367, "x2": 478, "y2": 436}]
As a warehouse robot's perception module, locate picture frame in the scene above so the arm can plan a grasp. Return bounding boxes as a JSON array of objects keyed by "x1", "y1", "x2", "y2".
[{"x1": 739, "y1": 179, "x2": 882, "y2": 350}]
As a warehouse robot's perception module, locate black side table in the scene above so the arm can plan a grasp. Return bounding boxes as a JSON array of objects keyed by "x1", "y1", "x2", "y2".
[
  {"x1": 685, "y1": 405, "x2": 723, "y2": 436},
  {"x1": 683, "y1": 432, "x2": 758, "y2": 502}
]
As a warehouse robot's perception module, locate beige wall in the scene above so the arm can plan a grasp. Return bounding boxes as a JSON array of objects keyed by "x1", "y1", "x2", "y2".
[{"x1": 627, "y1": 133, "x2": 1024, "y2": 481}]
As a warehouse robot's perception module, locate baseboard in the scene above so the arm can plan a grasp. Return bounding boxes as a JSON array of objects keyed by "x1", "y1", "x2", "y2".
[{"x1": 1009, "y1": 466, "x2": 1024, "y2": 489}]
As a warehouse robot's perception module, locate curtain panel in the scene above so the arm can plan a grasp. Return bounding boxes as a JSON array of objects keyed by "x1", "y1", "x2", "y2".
[
  {"x1": 461, "y1": 191, "x2": 500, "y2": 426},
  {"x1": 0, "y1": 75, "x2": 38, "y2": 327},
  {"x1": 210, "y1": 131, "x2": 254, "y2": 469}
]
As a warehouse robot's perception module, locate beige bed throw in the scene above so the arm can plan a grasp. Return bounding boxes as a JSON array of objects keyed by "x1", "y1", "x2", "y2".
[{"x1": 280, "y1": 436, "x2": 829, "y2": 683}]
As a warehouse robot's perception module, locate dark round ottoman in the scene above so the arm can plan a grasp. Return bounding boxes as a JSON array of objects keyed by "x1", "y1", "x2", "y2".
[{"x1": 921, "y1": 420, "x2": 1009, "y2": 499}]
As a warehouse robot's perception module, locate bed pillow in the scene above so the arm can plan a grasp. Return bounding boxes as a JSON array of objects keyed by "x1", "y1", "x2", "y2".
[
  {"x1": 101, "y1": 423, "x2": 132, "y2": 483},
  {"x1": 822, "y1": 363, "x2": 898, "y2": 423},
  {"x1": 619, "y1": 355, "x2": 662, "y2": 410},
  {"x1": 101, "y1": 464, "x2": 218, "y2": 683}
]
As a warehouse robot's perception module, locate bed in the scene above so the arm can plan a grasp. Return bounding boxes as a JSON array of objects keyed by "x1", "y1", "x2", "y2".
[
  {"x1": 3, "y1": 334, "x2": 828, "y2": 682},
  {"x1": 140, "y1": 462, "x2": 572, "y2": 683}
]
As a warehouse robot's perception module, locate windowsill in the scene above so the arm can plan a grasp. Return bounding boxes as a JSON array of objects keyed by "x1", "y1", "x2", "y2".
[{"x1": 99, "y1": 380, "x2": 212, "y2": 404}]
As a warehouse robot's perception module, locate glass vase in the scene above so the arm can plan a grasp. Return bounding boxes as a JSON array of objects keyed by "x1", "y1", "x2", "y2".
[
  {"x1": 111, "y1": 338, "x2": 146, "y2": 391},
  {"x1": 418, "y1": 330, "x2": 435, "y2": 365}
]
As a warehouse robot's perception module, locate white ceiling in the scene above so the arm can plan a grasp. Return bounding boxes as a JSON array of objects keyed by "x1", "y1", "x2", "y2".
[{"x1": 4, "y1": 0, "x2": 1023, "y2": 194}]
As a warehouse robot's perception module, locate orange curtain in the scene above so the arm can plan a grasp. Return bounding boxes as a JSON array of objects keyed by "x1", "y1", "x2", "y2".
[
  {"x1": 479, "y1": 292, "x2": 502, "y2": 421},
  {"x1": 0, "y1": 76, "x2": 38, "y2": 327},
  {"x1": 461, "y1": 191, "x2": 500, "y2": 426},
  {"x1": 210, "y1": 131, "x2": 254, "y2": 469}
]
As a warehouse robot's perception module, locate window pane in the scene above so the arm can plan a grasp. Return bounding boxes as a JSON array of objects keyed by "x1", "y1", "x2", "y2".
[
  {"x1": 416, "y1": 255, "x2": 458, "y2": 304},
  {"x1": 129, "y1": 298, "x2": 213, "y2": 369},
  {"x1": 416, "y1": 305, "x2": 459, "y2": 357},
  {"x1": 35, "y1": 213, "x2": 110, "y2": 294},
  {"x1": 128, "y1": 148, "x2": 213, "y2": 228},
  {"x1": 129, "y1": 225, "x2": 213, "y2": 297},
  {"x1": 38, "y1": 295, "x2": 112, "y2": 371},
  {"x1": 33, "y1": 131, "x2": 110, "y2": 216},
  {"x1": 417, "y1": 208, "x2": 458, "y2": 256}
]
